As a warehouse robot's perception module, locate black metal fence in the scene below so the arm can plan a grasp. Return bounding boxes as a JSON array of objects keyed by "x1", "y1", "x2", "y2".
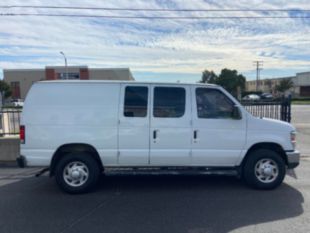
[
  {"x1": 241, "y1": 97, "x2": 291, "y2": 122},
  {"x1": 0, "y1": 108, "x2": 22, "y2": 136}
]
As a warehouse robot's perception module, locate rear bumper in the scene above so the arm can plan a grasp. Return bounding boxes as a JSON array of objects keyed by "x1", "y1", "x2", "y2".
[
  {"x1": 286, "y1": 150, "x2": 300, "y2": 169},
  {"x1": 16, "y1": 155, "x2": 27, "y2": 168}
]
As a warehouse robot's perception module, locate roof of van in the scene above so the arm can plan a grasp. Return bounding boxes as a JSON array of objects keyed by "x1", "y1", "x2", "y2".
[{"x1": 37, "y1": 80, "x2": 219, "y2": 87}]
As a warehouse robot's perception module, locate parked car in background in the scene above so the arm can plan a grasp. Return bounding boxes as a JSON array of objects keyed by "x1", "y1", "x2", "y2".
[
  {"x1": 242, "y1": 94, "x2": 261, "y2": 101},
  {"x1": 260, "y1": 93, "x2": 273, "y2": 100},
  {"x1": 11, "y1": 99, "x2": 24, "y2": 107}
]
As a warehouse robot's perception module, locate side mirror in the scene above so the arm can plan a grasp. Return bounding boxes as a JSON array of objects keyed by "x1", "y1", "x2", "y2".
[{"x1": 232, "y1": 105, "x2": 242, "y2": 120}]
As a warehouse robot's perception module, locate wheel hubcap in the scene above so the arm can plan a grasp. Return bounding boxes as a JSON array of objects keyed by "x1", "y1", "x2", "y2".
[
  {"x1": 255, "y1": 158, "x2": 279, "y2": 183},
  {"x1": 63, "y1": 161, "x2": 89, "y2": 187}
]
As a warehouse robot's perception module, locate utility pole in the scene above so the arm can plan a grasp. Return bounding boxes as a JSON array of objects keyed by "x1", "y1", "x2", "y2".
[{"x1": 253, "y1": 61, "x2": 263, "y2": 91}]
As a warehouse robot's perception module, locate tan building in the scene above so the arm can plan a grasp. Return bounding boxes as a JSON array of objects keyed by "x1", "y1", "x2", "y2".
[
  {"x1": 246, "y1": 71, "x2": 310, "y2": 97},
  {"x1": 3, "y1": 66, "x2": 134, "y2": 100}
]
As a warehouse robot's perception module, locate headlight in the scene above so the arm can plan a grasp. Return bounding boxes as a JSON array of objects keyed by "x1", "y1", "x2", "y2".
[{"x1": 290, "y1": 131, "x2": 296, "y2": 149}]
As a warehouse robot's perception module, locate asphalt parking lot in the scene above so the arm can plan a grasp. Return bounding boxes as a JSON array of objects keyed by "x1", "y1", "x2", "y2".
[{"x1": 0, "y1": 158, "x2": 309, "y2": 233}]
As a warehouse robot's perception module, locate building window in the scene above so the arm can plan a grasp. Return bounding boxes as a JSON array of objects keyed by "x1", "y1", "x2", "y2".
[
  {"x1": 10, "y1": 81, "x2": 21, "y2": 99},
  {"x1": 153, "y1": 87, "x2": 185, "y2": 118},
  {"x1": 57, "y1": 73, "x2": 80, "y2": 80}
]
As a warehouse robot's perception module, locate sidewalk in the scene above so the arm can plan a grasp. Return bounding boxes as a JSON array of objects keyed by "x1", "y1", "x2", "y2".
[
  {"x1": 292, "y1": 105, "x2": 310, "y2": 157},
  {"x1": 294, "y1": 123, "x2": 310, "y2": 157}
]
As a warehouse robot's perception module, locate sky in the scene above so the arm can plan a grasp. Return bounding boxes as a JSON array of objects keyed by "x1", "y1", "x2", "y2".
[{"x1": 0, "y1": 0, "x2": 310, "y2": 83}]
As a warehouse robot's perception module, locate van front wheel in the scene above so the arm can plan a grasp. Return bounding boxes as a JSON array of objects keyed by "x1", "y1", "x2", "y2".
[
  {"x1": 55, "y1": 153, "x2": 100, "y2": 194},
  {"x1": 243, "y1": 149, "x2": 286, "y2": 190}
]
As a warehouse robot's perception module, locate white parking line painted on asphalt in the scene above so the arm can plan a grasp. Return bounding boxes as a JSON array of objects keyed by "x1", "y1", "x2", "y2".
[{"x1": 0, "y1": 168, "x2": 43, "y2": 187}]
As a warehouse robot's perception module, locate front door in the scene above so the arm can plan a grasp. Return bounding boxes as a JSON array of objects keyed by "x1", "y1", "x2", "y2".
[
  {"x1": 191, "y1": 86, "x2": 246, "y2": 166},
  {"x1": 150, "y1": 85, "x2": 192, "y2": 165},
  {"x1": 118, "y1": 84, "x2": 150, "y2": 165}
]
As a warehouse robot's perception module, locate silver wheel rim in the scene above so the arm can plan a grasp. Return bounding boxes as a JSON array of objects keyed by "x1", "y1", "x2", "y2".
[
  {"x1": 63, "y1": 161, "x2": 89, "y2": 187},
  {"x1": 255, "y1": 158, "x2": 279, "y2": 183}
]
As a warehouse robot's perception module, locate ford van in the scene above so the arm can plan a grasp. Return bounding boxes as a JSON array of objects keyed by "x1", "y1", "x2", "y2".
[{"x1": 17, "y1": 81, "x2": 300, "y2": 193}]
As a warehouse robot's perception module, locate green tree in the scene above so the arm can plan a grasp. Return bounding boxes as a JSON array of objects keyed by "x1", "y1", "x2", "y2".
[
  {"x1": 0, "y1": 80, "x2": 12, "y2": 105},
  {"x1": 200, "y1": 70, "x2": 217, "y2": 84},
  {"x1": 199, "y1": 68, "x2": 246, "y2": 97},
  {"x1": 216, "y1": 68, "x2": 246, "y2": 97},
  {"x1": 275, "y1": 78, "x2": 294, "y2": 93}
]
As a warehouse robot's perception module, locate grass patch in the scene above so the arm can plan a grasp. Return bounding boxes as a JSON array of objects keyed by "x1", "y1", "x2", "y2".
[{"x1": 292, "y1": 100, "x2": 310, "y2": 105}]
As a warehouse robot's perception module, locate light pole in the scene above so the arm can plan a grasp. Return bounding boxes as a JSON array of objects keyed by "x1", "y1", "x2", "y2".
[{"x1": 60, "y1": 51, "x2": 68, "y2": 79}]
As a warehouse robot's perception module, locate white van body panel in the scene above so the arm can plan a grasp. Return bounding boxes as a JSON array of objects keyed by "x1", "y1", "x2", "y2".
[
  {"x1": 234, "y1": 115, "x2": 295, "y2": 165},
  {"x1": 247, "y1": 116, "x2": 295, "y2": 150},
  {"x1": 21, "y1": 82, "x2": 120, "y2": 166}
]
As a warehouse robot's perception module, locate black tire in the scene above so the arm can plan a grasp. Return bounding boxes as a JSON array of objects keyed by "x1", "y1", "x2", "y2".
[
  {"x1": 55, "y1": 153, "x2": 101, "y2": 194},
  {"x1": 243, "y1": 149, "x2": 286, "y2": 190}
]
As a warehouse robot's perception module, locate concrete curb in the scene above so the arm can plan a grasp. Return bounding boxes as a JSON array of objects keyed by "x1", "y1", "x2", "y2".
[{"x1": 0, "y1": 161, "x2": 18, "y2": 168}]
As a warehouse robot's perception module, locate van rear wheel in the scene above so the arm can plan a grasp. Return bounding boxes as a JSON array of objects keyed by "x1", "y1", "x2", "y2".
[
  {"x1": 243, "y1": 149, "x2": 286, "y2": 190},
  {"x1": 55, "y1": 153, "x2": 100, "y2": 194}
]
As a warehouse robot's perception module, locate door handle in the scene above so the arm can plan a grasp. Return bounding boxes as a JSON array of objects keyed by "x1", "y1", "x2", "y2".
[
  {"x1": 153, "y1": 130, "x2": 158, "y2": 139},
  {"x1": 193, "y1": 130, "x2": 198, "y2": 140}
]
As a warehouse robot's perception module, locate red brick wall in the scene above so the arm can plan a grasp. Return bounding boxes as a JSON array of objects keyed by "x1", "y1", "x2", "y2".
[
  {"x1": 80, "y1": 68, "x2": 89, "y2": 80},
  {"x1": 45, "y1": 68, "x2": 56, "y2": 80},
  {"x1": 11, "y1": 82, "x2": 21, "y2": 99}
]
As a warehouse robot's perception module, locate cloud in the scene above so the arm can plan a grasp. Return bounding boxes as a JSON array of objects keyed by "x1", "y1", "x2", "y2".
[{"x1": 0, "y1": 0, "x2": 309, "y2": 81}]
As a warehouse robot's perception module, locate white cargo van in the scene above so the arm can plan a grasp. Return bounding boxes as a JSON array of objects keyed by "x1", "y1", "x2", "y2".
[{"x1": 17, "y1": 81, "x2": 300, "y2": 193}]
